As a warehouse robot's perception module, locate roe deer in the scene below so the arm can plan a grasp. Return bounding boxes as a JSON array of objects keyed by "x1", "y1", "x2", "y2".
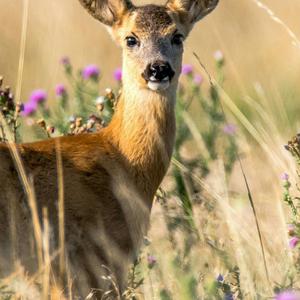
[{"x1": 0, "y1": 0, "x2": 219, "y2": 298}]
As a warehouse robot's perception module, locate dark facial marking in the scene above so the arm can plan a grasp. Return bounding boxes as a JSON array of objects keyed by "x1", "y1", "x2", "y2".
[{"x1": 135, "y1": 5, "x2": 173, "y2": 33}]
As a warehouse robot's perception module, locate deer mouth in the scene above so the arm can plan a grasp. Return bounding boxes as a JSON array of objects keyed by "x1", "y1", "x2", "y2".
[
  {"x1": 147, "y1": 76, "x2": 170, "y2": 91},
  {"x1": 142, "y1": 62, "x2": 175, "y2": 91}
]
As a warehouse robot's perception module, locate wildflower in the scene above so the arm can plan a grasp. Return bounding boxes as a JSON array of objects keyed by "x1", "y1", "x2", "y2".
[
  {"x1": 223, "y1": 124, "x2": 236, "y2": 136},
  {"x1": 147, "y1": 255, "x2": 157, "y2": 269},
  {"x1": 113, "y1": 68, "x2": 122, "y2": 82},
  {"x1": 55, "y1": 84, "x2": 67, "y2": 97},
  {"x1": 87, "y1": 118, "x2": 96, "y2": 130},
  {"x1": 36, "y1": 119, "x2": 46, "y2": 130},
  {"x1": 289, "y1": 237, "x2": 300, "y2": 249},
  {"x1": 214, "y1": 50, "x2": 224, "y2": 63},
  {"x1": 29, "y1": 89, "x2": 47, "y2": 104},
  {"x1": 275, "y1": 290, "x2": 300, "y2": 300},
  {"x1": 181, "y1": 64, "x2": 193, "y2": 75},
  {"x1": 75, "y1": 117, "x2": 83, "y2": 128},
  {"x1": 288, "y1": 224, "x2": 295, "y2": 236},
  {"x1": 105, "y1": 88, "x2": 114, "y2": 100},
  {"x1": 225, "y1": 293, "x2": 234, "y2": 300},
  {"x1": 21, "y1": 101, "x2": 37, "y2": 117},
  {"x1": 216, "y1": 274, "x2": 224, "y2": 282},
  {"x1": 60, "y1": 56, "x2": 70, "y2": 66},
  {"x1": 193, "y1": 74, "x2": 203, "y2": 85},
  {"x1": 46, "y1": 126, "x2": 55, "y2": 135},
  {"x1": 281, "y1": 173, "x2": 289, "y2": 181},
  {"x1": 82, "y1": 64, "x2": 100, "y2": 80},
  {"x1": 96, "y1": 96, "x2": 105, "y2": 112}
]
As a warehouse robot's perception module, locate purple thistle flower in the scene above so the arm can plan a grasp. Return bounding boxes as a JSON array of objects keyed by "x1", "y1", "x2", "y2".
[
  {"x1": 21, "y1": 101, "x2": 37, "y2": 117},
  {"x1": 289, "y1": 237, "x2": 300, "y2": 249},
  {"x1": 216, "y1": 274, "x2": 224, "y2": 282},
  {"x1": 223, "y1": 124, "x2": 236, "y2": 136},
  {"x1": 29, "y1": 89, "x2": 47, "y2": 104},
  {"x1": 275, "y1": 290, "x2": 300, "y2": 300},
  {"x1": 280, "y1": 173, "x2": 289, "y2": 181},
  {"x1": 113, "y1": 68, "x2": 122, "y2": 82},
  {"x1": 193, "y1": 74, "x2": 203, "y2": 85},
  {"x1": 55, "y1": 84, "x2": 67, "y2": 97},
  {"x1": 181, "y1": 64, "x2": 193, "y2": 75},
  {"x1": 60, "y1": 56, "x2": 70, "y2": 66},
  {"x1": 225, "y1": 293, "x2": 234, "y2": 300},
  {"x1": 147, "y1": 255, "x2": 157, "y2": 268},
  {"x1": 82, "y1": 64, "x2": 100, "y2": 80}
]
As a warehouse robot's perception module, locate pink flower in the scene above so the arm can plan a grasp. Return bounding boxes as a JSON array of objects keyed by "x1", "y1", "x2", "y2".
[
  {"x1": 223, "y1": 124, "x2": 236, "y2": 136},
  {"x1": 113, "y1": 68, "x2": 122, "y2": 82},
  {"x1": 147, "y1": 255, "x2": 157, "y2": 268},
  {"x1": 82, "y1": 64, "x2": 100, "y2": 80},
  {"x1": 281, "y1": 173, "x2": 289, "y2": 181},
  {"x1": 289, "y1": 237, "x2": 300, "y2": 249},
  {"x1": 55, "y1": 84, "x2": 67, "y2": 97},
  {"x1": 29, "y1": 89, "x2": 47, "y2": 104},
  {"x1": 60, "y1": 56, "x2": 70, "y2": 66},
  {"x1": 275, "y1": 290, "x2": 300, "y2": 300},
  {"x1": 193, "y1": 74, "x2": 203, "y2": 85},
  {"x1": 181, "y1": 64, "x2": 193, "y2": 75},
  {"x1": 21, "y1": 101, "x2": 37, "y2": 117}
]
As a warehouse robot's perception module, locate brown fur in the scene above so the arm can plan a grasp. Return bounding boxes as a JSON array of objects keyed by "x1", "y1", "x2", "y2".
[{"x1": 0, "y1": 0, "x2": 219, "y2": 298}]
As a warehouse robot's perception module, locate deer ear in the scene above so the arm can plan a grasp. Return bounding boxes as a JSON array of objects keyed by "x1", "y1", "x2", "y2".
[
  {"x1": 166, "y1": 0, "x2": 219, "y2": 27},
  {"x1": 78, "y1": 0, "x2": 134, "y2": 26}
]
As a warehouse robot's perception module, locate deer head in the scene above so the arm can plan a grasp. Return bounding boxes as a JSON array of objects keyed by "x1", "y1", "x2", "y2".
[{"x1": 79, "y1": 0, "x2": 219, "y2": 92}]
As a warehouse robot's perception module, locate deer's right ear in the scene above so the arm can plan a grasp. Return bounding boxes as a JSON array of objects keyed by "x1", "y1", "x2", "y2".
[{"x1": 78, "y1": 0, "x2": 134, "y2": 26}]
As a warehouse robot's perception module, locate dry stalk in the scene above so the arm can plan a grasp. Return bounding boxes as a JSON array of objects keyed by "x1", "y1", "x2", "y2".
[{"x1": 56, "y1": 139, "x2": 65, "y2": 281}]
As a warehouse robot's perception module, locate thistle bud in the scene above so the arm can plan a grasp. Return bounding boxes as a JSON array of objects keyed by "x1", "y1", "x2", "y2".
[
  {"x1": 46, "y1": 126, "x2": 55, "y2": 135},
  {"x1": 37, "y1": 119, "x2": 46, "y2": 130},
  {"x1": 105, "y1": 88, "x2": 115, "y2": 101},
  {"x1": 87, "y1": 119, "x2": 95, "y2": 130},
  {"x1": 96, "y1": 103, "x2": 104, "y2": 112},
  {"x1": 75, "y1": 117, "x2": 82, "y2": 128}
]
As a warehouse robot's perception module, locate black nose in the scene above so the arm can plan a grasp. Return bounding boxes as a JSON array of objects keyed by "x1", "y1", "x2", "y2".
[{"x1": 143, "y1": 61, "x2": 175, "y2": 82}]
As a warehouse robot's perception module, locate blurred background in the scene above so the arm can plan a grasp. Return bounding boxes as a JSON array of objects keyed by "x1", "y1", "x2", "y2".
[{"x1": 1, "y1": 0, "x2": 300, "y2": 106}]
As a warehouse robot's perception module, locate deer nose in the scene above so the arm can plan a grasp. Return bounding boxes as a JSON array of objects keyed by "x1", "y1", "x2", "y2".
[{"x1": 143, "y1": 61, "x2": 175, "y2": 82}]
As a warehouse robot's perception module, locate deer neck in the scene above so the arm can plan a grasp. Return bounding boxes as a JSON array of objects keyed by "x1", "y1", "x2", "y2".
[{"x1": 107, "y1": 82, "x2": 176, "y2": 193}]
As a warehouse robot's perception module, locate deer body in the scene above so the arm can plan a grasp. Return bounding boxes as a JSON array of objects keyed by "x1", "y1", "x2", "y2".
[{"x1": 0, "y1": 0, "x2": 218, "y2": 298}]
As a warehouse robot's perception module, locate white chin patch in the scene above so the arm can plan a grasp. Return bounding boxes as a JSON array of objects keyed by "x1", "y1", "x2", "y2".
[{"x1": 147, "y1": 80, "x2": 170, "y2": 91}]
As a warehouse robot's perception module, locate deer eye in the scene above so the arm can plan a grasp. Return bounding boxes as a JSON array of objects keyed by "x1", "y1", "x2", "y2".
[
  {"x1": 126, "y1": 36, "x2": 139, "y2": 48},
  {"x1": 172, "y1": 34, "x2": 184, "y2": 46}
]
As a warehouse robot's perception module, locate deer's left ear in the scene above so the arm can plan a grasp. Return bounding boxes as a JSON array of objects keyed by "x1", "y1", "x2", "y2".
[
  {"x1": 166, "y1": 0, "x2": 219, "y2": 29},
  {"x1": 78, "y1": 0, "x2": 134, "y2": 26}
]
